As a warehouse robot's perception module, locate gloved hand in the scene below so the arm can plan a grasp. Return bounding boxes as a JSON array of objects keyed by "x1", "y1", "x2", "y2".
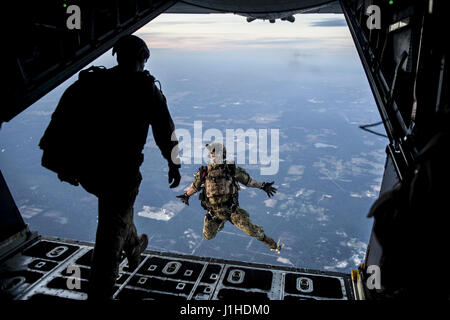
[
  {"x1": 261, "y1": 181, "x2": 277, "y2": 198},
  {"x1": 168, "y1": 163, "x2": 181, "y2": 188},
  {"x1": 176, "y1": 193, "x2": 190, "y2": 206}
]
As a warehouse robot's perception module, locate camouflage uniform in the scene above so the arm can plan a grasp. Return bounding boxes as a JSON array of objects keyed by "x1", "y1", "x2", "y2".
[{"x1": 190, "y1": 162, "x2": 278, "y2": 250}]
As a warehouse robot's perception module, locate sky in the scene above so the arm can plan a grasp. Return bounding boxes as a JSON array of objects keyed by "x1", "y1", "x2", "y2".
[
  {"x1": 0, "y1": 12, "x2": 386, "y2": 272},
  {"x1": 135, "y1": 13, "x2": 352, "y2": 51}
]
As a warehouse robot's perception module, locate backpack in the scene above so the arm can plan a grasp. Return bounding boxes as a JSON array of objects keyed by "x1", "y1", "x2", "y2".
[{"x1": 39, "y1": 66, "x2": 108, "y2": 186}]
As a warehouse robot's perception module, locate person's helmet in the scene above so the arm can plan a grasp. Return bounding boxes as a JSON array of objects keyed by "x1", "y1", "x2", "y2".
[
  {"x1": 206, "y1": 142, "x2": 226, "y2": 161},
  {"x1": 112, "y1": 35, "x2": 150, "y2": 65}
]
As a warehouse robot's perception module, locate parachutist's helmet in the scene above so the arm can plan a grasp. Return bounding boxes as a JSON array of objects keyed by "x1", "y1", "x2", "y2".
[
  {"x1": 206, "y1": 142, "x2": 226, "y2": 162},
  {"x1": 112, "y1": 35, "x2": 150, "y2": 65}
]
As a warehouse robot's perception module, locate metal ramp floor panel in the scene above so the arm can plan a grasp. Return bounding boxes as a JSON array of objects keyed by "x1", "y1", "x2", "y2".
[{"x1": 0, "y1": 236, "x2": 354, "y2": 300}]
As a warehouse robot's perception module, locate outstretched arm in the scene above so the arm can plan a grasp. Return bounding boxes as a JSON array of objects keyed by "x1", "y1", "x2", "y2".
[
  {"x1": 235, "y1": 167, "x2": 277, "y2": 197},
  {"x1": 176, "y1": 170, "x2": 202, "y2": 206},
  {"x1": 260, "y1": 181, "x2": 277, "y2": 197},
  {"x1": 177, "y1": 187, "x2": 197, "y2": 206},
  {"x1": 176, "y1": 186, "x2": 197, "y2": 206},
  {"x1": 185, "y1": 186, "x2": 197, "y2": 197}
]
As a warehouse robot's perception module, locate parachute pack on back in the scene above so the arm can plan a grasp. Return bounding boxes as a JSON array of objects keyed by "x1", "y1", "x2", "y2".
[{"x1": 38, "y1": 66, "x2": 108, "y2": 186}]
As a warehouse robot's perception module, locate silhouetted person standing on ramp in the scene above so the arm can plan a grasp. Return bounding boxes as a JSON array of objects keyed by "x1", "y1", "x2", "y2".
[{"x1": 39, "y1": 35, "x2": 181, "y2": 300}]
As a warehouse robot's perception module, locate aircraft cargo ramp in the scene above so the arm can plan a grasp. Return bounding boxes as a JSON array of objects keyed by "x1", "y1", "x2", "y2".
[{"x1": 0, "y1": 236, "x2": 354, "y2": 301}]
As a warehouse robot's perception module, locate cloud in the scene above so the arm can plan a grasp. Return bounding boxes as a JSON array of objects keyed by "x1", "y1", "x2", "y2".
[
  {"x1": 136, "y1": 13, "x2": 353, "y2": 51},
  {"x1": 310, "y1": 18, "x2": 347, "y2": 27},
  {"x1": 19, "y1": 205, "x2": 43, "y2": 219},
  {"x1": 249, "y1": 114, "x2": 280, "y2": 124},
  {"x1": 314, "y1": 143, "x2": 337, "y2": 149},
  {"x1": 138, "y1": 200, "x2": 185, "y2": 221},
  {"x1": 340, "y1": 238, "x2": 368, "y2": 267},
  {"x1": 298, "y1": 203, "x2": 330, "y2": 222},
  {"x1": 277, "y1": 257, "x2": 294, "y2": 266},
  {"x1": 349, "y1": 188, "x2": 378, "y2": 199},
  {"x1": 279, "y1": 142, "x2": 306, "y2": 152},
  {"x1": 324, "y1": 258, "x2": 349, "y2": 271},
  {"x1": 295, "y1": 188, "x2": 315, "y2": 198},
  {"x1": 313, "y1": 152, "x2": 384, "y2": 190},
  {"x1": 318, "y1": 194, "x2": 333, "y2": 202},
  {"x1": 141, "y1": 31, "x2": 321, "y2": 50},
  {"x1": 43, "y1": 210, "x2": 68, "y2": 225},
  {"x1": 335, "y1": 260, "x2": 349, "y2": 268},
  {"x1": 150, "y1": 20, "x2": 218, "y2": 26},
  {"x1": 184, "y1": 228, "x2": 202, "y2": 251},
  {"x1": 336, "y1": 230, "x2": 348, "y2": 238},
  {"x1": 349, "y1": 180, "x2": 381, "y2": 199},
  {"x1": 138, "y1": 206, "x2": 175, "y2": 221},
  {"x1": 307, "y1": 98, "x2": 324, "y2": 104},
  {"x1": 264, "y1": 199, "x2": 277, "y2": 208},
  {"x1": 287, "y1": 165, "x2": 305, "y2": 175}
]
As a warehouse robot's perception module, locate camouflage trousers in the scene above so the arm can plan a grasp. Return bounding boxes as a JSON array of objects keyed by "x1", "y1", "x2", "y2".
[
  {"x1": 203, "y1": 206, "x2": 277, "y2": 250},
  {"x1": 86, "y1": 181, "x2": 141, "y2": 300}
]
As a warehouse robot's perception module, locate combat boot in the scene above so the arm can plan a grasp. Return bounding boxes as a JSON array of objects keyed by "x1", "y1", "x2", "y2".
[
  {"x1": 259, "y1": 235, "x2": 284, "y2": 253},
  {"x1": 270, "y1": 238, "x2": 285, "y2": 254},
  {"x1": 259, "y1": 234, "x2": 276, "y2": 249},
  {"x1": 126, "y1": 234, "x2": 148, "y2": 270}
]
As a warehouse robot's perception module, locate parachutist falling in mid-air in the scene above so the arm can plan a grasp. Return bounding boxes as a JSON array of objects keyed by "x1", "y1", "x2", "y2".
[{"x1": 177, "y1": 142, "x2": 284, "y2": 253}]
